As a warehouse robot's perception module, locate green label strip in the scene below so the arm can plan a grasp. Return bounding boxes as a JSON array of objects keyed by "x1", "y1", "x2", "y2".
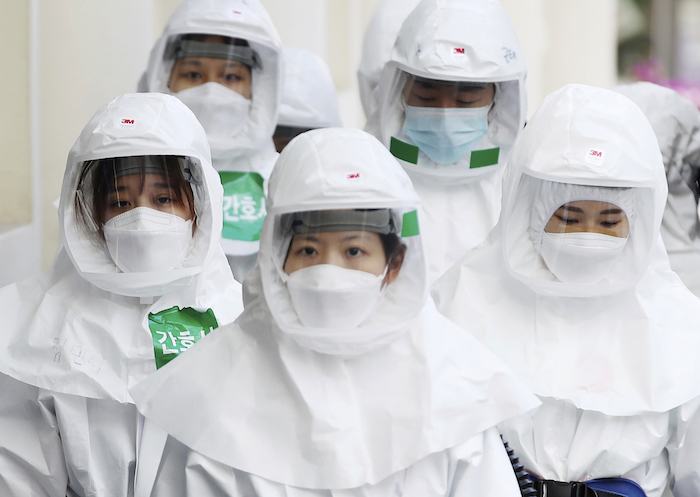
[
  {"x1": 469, "y1": 147, "x2": 500, "y2": 169},
  {"x1": 219, "y1": 171, "x2": 266, "y2": 242},
  {"x1": 148, "y1": 306, "x2": 219, "y2": 369},
  {"x1": 401, "y1": 210, "x2": 420, "y2": 237},
  {"x1": 390, "y1": 137, "x2": 419, "y2": 165}
]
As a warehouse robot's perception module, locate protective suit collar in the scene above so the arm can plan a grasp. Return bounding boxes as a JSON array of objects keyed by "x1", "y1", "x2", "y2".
[
  {"x1": 143, "y1": 0, "x2": 282, "y2": 165},
  {"x1": 432, "y1": 84, "x2": 700, "y2": 415},
  {"x1": 0, "y1": 93, "x2": 243, "y2": 402}
]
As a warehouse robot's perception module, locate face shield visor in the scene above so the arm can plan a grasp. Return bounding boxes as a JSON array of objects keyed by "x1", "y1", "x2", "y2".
[
  {"x1": 503, "y1": 174, "x2": 657, "y2": 296},
  {"x1": 259, "y1": 205, "x2": 426, "y2": 356},
  {"x1": 382, "y1": 70, "x2": 524, "y2": 180},
  {"x1": 71, "y1": 155, "x2": 211, "y2": 275}
]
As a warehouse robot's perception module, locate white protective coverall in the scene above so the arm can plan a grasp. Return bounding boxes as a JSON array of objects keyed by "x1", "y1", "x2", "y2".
[
  {"x1": 357, "y1": 0, "x2": 421, "y2": 119},
  {"x1": 614, "y1": 82, "x2": 700, "y2": 296},
  {"x1": 129, "y1": 128, "x2": 540, "y2": 497},
  {"x1": 142, "y1": 0, "x2": 283, "y2": 282},
  {"x1": 277, "y1": 47, "x2": 342, "y2": 130},
  {"x1": 0, "y1": 93, "x2": 242, "y2": 496},
  {"x1": 365, "y1": 0, "x2": 527, "y2": 283},
  {"x1": 432, "y1": 84, "x2": 700, "y2": 497}
]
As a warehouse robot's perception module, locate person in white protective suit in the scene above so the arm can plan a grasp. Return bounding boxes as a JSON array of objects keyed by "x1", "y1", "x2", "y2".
[
  {"x1": 431, "y1": 84, "x2": 700, "y2": 497},
  {"x1": 141, "y1": 0, "x2": 283, "y2": 282},
  {"x1": 357, "y1": 0, "x2": 421, "y2": 119},
  {"x1": 614, "y1": 82, "x2": 700, "y2": 296},
  {"x1": 0, "y1": 93, "x2": 242, "y2": 496},
  {"x1": 128, "y1": 128, "x2": 540, "y2": 497},
  {"x1": 272, "y1": 47, "x2": 342, "y2": 153},
  {"x1": 365, "y1": 0, "x2": 527, "y2": 283}
]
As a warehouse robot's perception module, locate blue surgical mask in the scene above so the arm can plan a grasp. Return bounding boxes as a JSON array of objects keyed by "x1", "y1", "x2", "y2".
[{"x1": 402, "y1": 105, "x2": 490, "y2": 164}]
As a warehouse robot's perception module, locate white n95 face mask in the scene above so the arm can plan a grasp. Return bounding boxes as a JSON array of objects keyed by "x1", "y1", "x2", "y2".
[
  {"x1": 285, "y1": 264, "x2": 387, "y2": 329},
  {"x1": 103, "y1": 207, "x2": 193, "y2": 273},
  {"x1": 175, "y1": 82, "x2": 251, "y2": 144},
  {"x1": 402, "y1": 105, "x2": 489, "y2": 164},
  {"x1": 539, "y1": 231, "x2": 628, "y2": 285}
]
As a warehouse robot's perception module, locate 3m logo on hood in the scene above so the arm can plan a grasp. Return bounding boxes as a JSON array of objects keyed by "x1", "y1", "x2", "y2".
[
  {"x1": 586, "y1": 149, "x2": 605, "y2": 165},
  {"x1": 228, "y1": 8, "x2": 246, "y2": 20},
  {"x1": 452, "y1": 47, "x2": 466, "y2": 58},
  {"x1": 119, "y1": 118, "x2": 135, "y2": 129},
  {"x1": 346, "y1": 173, "x2": 360, "y2": 180}
]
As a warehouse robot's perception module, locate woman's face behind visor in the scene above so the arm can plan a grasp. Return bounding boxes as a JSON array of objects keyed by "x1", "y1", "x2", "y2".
[
  {"x1": 544, "y1": 200, "x2": 629, "y2": 238},
  {"x1": 403, "y1": 77, "x2": 495, "y2": 108},
  {"x1": 285, "y1": 231, "x2": 387, "y2": 275},
  {"x1": 168, "y1": 35, "x2": 252, "y2": 98}
]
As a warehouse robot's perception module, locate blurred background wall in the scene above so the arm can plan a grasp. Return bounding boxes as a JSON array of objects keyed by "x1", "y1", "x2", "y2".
[{"x1": 1, "y1": 0, "x2": 698, "y2": 284}]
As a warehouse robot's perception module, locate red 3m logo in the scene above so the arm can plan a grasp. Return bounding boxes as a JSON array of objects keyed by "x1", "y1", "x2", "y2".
[
  {"x1": 453, "y1": 48, "x2": 465, "y2": 55},
  {"x1": 586, "y1": 148, "x2": 604, "y2": 164},
  {"x1": 121, "y1": 119, "x2": 134, "y2": 125},
  {"x1": 346, "y1": 173, "x2": 360, "y2": 179}
]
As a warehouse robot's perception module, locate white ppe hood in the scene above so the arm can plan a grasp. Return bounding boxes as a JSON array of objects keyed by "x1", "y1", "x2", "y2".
[
  {"x1": 615, "y1": 82, "x2": 700, "y2": 296},
  {"x1": 143, "y1": 0, "x2": 282, "y2": 170},
  {"x1": 277, "y1": 47, "x2": 342, "y2": 129},
  {"x1": 0, "y1": 93, "x2": 242, "y2": 402},
  {"x1": 432, "y1": 84, "x2": 700, "y2": 415},
  {"x1": 131, "y1": 128, "x2": 539, "y2": 490},
  {"x1": 365, "y1": 0, "x2": 527, "y2": 282},
  {"x1": 357, "y1": 0, "x2": 421, "y2": 118}
]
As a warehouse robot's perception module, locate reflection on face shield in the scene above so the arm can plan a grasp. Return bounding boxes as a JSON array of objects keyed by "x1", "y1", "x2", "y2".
[
  {"x1": 279, "y1": 209, "x2": 406, "y2": 329},
  {"x1": 537, "y1": 198, "x2": 631, "y2": 285},
  {"x1": 401, "y1": 76, "x2": 495, "y2": 164},
  {"x1": 75, "y1": 155, "x2": 197, "y2": 273}
]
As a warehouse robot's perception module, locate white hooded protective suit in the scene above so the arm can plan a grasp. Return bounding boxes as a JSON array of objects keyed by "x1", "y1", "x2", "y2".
[
  {"x1": 0, "y1": 93, "x2": 242, "y2": 496},
  {"x1": 130, "y1": 128, "x2": 540, "y2": 496},
  {"x1": 357, "y1": 0, "x2": 421, "y2": 118},
  {"x1": 432, "y1": 84, "x2": 700, "y2": 497},
  {"x1": 614, "y1": 82, "x2": 700, "y2": 296},
  {"x1": 277, "y1": 47, "x2": 342, "y2": 129},
  {"x1": 142, "y1": 0, "x2": 283, "y2": 281},
  {"x1": 365, "y1": 0, "x2": 527, "y2": 283}
]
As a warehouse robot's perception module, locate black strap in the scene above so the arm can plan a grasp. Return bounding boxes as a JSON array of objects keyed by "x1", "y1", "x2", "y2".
[{"x1": 534, "y1": 480, "x2": 622, "y2": 497}]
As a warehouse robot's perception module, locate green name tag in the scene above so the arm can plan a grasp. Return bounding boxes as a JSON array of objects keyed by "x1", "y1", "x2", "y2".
[
  {"x1": 469, "y1": 147, "x2": 500, "y2": 168},
  {"x1": 401, "y1": 210, "x2": 420, "y2": 237},
  {"x1": 390, "y1": 137, "x2": 420, "y2": 164},
  {"x1": 219, "y1": 171, "x2": 266, "y2": 242},
  {"x1": 148, "y1": 306, "x2": 219, "y2": 369}
]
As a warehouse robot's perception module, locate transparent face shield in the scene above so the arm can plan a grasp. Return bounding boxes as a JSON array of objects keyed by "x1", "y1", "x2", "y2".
[
  {"x1": 503, "y1": 174, "x2": 656, "y2": 293},
  {"x1": 73, "y1": 155, "x2": 202, "y2": 273}
]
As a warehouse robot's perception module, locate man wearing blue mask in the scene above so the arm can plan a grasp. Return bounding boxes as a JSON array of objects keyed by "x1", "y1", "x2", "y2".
[{"x1": 365, "y1": 0, "x2": 526, "y2": 282}]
